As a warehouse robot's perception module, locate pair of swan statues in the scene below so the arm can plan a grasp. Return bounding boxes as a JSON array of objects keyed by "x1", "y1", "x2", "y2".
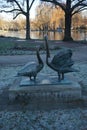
[{"x1": 18, "y1": 35, "x2": 76, "y2": 82}]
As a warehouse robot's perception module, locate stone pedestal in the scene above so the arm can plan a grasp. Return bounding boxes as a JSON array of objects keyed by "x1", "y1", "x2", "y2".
[{"x1": 9, "y1": 77, "x2": 82, "y2": 102}]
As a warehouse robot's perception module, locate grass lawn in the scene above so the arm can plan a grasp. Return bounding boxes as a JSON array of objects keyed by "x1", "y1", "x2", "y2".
[
  {"x1": 0, "y1": 36, "x2": 86, "y2": 55},
  {"x1": 0, "y1": 36, "x2": 61, "y2": 55},
  {"x1": 0, "y1": 37, "x2": 44, "y2": 50}
]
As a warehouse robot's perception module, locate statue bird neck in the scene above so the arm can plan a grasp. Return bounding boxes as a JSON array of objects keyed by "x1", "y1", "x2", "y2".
[
  {"x1": 36, "y1": 50, "x2": 43, "y2": 64},
  {"x1": 45, "y1": 38, "x2": 50, "y2": 58},
  {"x1": 45, "y1": 36, "x2": 50, "y2": 65}
]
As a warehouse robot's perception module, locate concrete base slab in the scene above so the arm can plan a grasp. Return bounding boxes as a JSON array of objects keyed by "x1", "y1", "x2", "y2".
[{"x1": 9, "y1": 77, "x2": 82, "y2": 102}]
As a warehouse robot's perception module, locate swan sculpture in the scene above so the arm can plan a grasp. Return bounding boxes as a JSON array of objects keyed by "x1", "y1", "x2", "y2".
[
  {"x1": 44, "y1": 35, "x2": 76, "y2": 81},
  {"x1": 17, "y1": 47, "x2": 44, "y2": 81}
]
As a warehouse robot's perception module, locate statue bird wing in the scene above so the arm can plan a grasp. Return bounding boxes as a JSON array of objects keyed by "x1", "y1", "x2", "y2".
[
  {"x1": 18, "y1": 62, "x2": 37, "y2": 74},
  {"x1": 51, "y1": 49, "x2": 73, "y2": 67}
]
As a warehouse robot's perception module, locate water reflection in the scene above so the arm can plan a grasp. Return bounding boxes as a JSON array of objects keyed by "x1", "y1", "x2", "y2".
[
  {"x1": 72, "y1": 30, "x2": 87, "y2": 41},
  {"x1": 0, "y1": 30, "x2": 86, "y2": 41}
]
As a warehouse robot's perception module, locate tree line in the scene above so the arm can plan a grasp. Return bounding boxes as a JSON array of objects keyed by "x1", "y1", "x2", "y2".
[
  {"x1": 0, "y1": 16, "x2": 25, "y2": 31},
  {"x1": 0, "y1": 7, "x2": 86, "y2": 32},
  {"x1": 0, "y1": 0, "x2": 87, "y2": 41},
  {"x1": 32, "y1": 2, "x2": 87, "y2": 32}
]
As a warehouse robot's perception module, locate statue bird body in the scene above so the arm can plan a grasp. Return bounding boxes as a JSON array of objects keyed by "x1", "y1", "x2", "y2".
[
  {"x1": 18, "y1": 48, "x2": 44, "y2": 81},
  {"x1": 44, "y1": 35, "x2": 76, "y2": 81}
]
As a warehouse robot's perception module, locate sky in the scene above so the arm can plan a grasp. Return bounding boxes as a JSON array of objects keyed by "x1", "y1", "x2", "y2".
[
  {"x1": 0, "y1": 0, "x2": 40, "y2": 20},
  {"x1": 0, "y1": 0, "x2": 87, "y2": 21},
  {"x1": 30, "y1": 0, "x2": 40, "y2": 19}
]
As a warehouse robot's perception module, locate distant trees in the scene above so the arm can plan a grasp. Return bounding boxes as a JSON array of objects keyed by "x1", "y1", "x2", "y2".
[
  {"x1": 33, "y1": 3, "x2": 52, "y2": 31},
  {"x1": 72, "y1": 13, "x2": 83, "y2": 29},
  {"x1": 0, "y1": 17, "x2": 4, "y2": 30},
  {"x1": 34, "y1": 2, "x2": 87, "y2": 32},
  {"x1": 41, "y1": 0, "x2": 87, "y2": 41},
  {"x1": 33, "y1": 2, "x2": 65, "y2": 31},
  {"x1": 0, "y1": 17, "x2": 25, "y2": 31},
  {"x1": 0, "y1": 0, "x2": 36, "y2": 39},
  {"x1": 50, "y1": 6, "x2": 64, "y2": 30},
  {"x1": 0, "y1": 0, "x2": 87, "y2": 41}
]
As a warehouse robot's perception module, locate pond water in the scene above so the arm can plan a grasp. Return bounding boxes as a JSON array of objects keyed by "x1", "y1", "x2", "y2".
[{"x1": 0, "y1": 30, "x2": 87, "y2": 41}]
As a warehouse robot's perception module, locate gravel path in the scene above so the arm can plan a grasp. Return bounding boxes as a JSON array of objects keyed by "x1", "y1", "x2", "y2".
[{"x1": 0, "y1": 109, "x2": 87, "y2": 130}]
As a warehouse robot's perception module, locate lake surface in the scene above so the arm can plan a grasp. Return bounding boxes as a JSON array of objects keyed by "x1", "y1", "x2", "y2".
[{"x1": 0, "y1": 30, "x2": 87, "y2": 41}]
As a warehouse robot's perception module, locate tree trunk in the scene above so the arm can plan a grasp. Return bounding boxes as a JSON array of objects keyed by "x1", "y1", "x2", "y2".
[
  {"x1": 26, "y1": 12, "x2": 31, "y2": 39},
  {"x1": 63, "y1": 0, "x2": 73, "y2": 41},
  {"x1": 26, "y1": 0, "x2": 30, "y2": 40},
  {"x1": 63, "y1": 12, "x2": 73, "y2": 41}
]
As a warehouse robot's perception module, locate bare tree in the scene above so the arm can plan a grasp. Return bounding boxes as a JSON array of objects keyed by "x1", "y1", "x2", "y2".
[
  {"x1": 0, "y1": 0, "x2": 36, "y2": 39},
  {"x1": 41, "y1": 0, "x2": 87, "y2": 41},
  {"x1": 35, "y1": 3, "x2": 52, "y2": 31}
]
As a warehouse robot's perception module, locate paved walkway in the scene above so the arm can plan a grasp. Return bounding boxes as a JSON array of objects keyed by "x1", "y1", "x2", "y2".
[{"x1": 0, "y1": 45, "x2": 87, "y2": 65}]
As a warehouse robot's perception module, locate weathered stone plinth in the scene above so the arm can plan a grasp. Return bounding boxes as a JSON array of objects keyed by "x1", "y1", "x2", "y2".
[{"x1": 9, "y1": 77, "x2": 82, "y2": 102}]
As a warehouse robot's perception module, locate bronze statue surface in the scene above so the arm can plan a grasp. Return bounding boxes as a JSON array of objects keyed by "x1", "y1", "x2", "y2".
[
  {"x1": 44, "y1": 35, "x2": 77, "y2": 81},
  {"x1": 17, "y1": 47, "x2": 44, "y2": 81},
  {"x1": 17, "y1": 36, "x2": 77, "y2": 82}
]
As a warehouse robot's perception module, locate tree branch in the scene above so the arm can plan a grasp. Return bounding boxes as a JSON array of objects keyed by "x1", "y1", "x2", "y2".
[
  {"x1": 13, "y1": 12, "x2": 23, "y2": 19},
  {"x1": 71, "y1": 0, "x2": 87, "y2": 12},
  {"x1": 11, "y1": 0, "x2": 23, "y2": 11},
  {"x1": 7, "y1": 0, "x2": 26, "y2": 15},
  {"x1": 41, "y1": 0, "x2": 66, "y2": 11},
  {"x1": 72, "y1": 7, "x2": 87, "y2": 15},
  {"x1": 29, "y1": 0, "x2": 35, "y2": 10},
  {"x1": 0, "y1": 8, "x2": 26, "y2": 16},
  {"x1": 0, "y1": 8, "x2": 20, "y2": 13}
]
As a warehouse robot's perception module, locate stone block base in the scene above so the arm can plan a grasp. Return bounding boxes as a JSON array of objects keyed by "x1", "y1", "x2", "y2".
[{"x1": 9, "y1": 77, "x2": 82, "y2": 102}]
